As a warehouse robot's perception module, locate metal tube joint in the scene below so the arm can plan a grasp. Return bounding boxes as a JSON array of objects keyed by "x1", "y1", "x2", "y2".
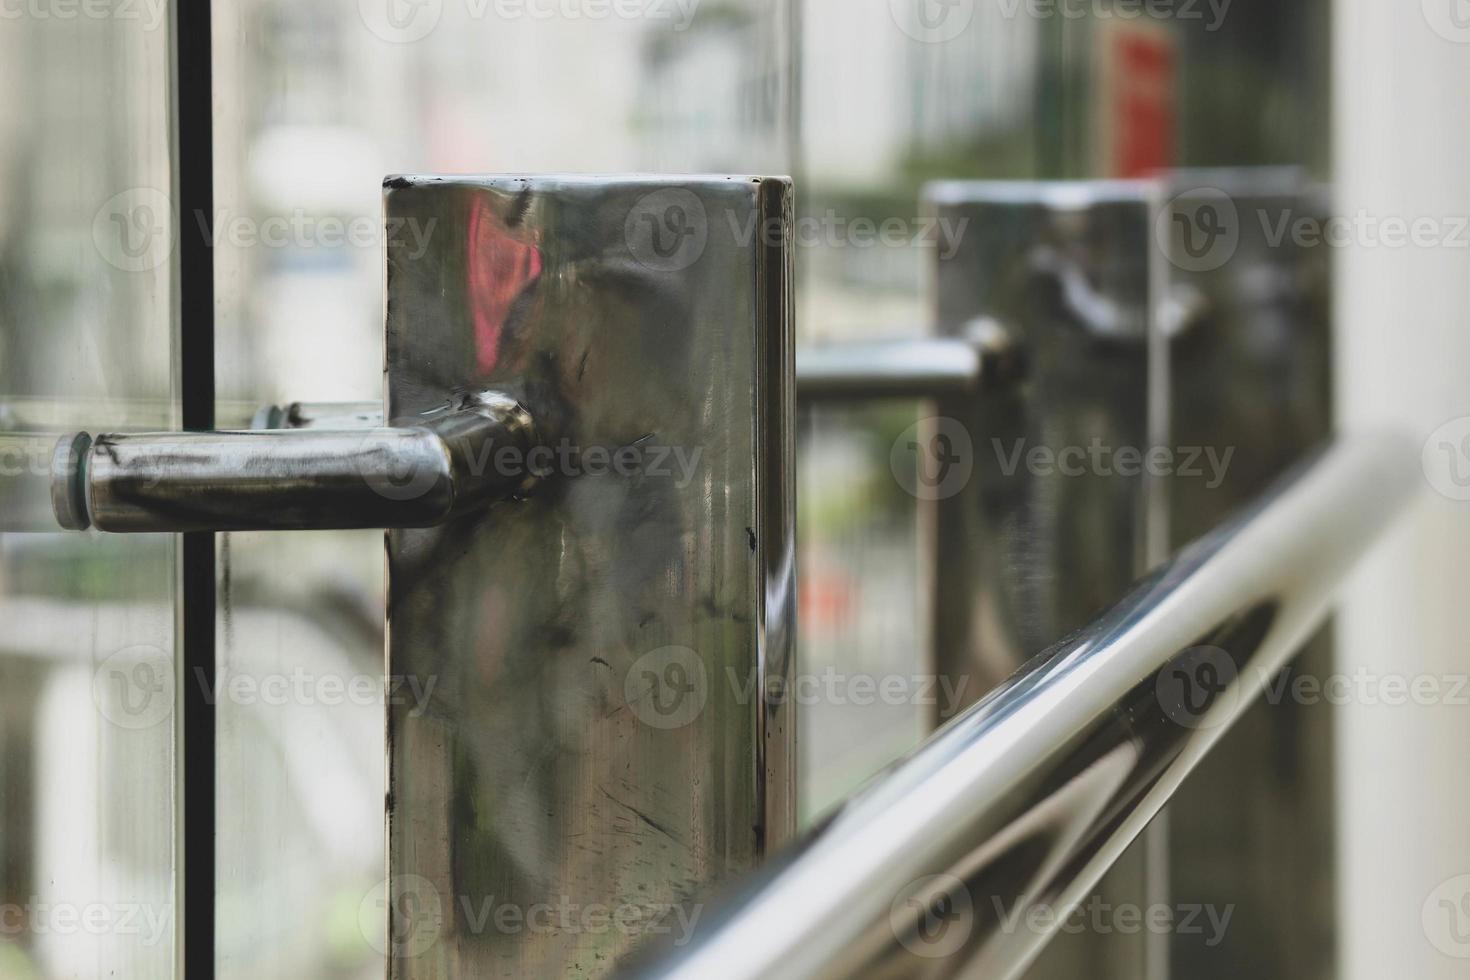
[{"x1": 51, "y1": 389, "x2": 539, "y2": 534}]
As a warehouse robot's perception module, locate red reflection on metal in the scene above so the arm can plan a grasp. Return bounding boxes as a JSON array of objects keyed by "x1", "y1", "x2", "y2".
[{"x1": 466, "y1": 198, "x2": 543, "y2": 375}]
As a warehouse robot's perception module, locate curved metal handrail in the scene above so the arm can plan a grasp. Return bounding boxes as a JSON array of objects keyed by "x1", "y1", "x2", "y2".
[{"x1": 625, "y1": 436, "x2": 1417, "y2": 980}]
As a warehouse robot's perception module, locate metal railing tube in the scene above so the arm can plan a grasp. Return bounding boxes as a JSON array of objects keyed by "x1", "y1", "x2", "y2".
[
  {"x1": 51, "y1": 390, "x2": 538, "y2": 533},
  {"x1": 795, "y1": 337, "x2": 985, "y2": 401},
  {"x1": 794, "y1": 321, "x2": 1019, "y2": 402},
  {"x1": 626, "y1": 436, "x2": 1417, "y2": 980}
]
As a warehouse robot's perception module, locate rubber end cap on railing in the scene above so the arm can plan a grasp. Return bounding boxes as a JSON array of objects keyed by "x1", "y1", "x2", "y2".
[{"x1": 51, "y1": 431, "x2": 92, "y2": 531}]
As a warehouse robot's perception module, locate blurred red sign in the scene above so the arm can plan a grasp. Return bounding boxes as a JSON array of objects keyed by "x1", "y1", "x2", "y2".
[{"x1": 1096, "y1": 21, "x2": 1178, "y2": 178}]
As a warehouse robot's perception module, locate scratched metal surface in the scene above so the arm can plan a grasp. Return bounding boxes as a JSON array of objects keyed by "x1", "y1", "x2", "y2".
[{"x1": 384, "y1": 175, "x2": 794, "y2": 977}]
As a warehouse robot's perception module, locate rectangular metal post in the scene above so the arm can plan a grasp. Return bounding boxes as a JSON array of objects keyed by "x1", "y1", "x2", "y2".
[
  {"x1": 382, "y1": 175, "x2": 794, "y2": 977},
  {"x1": 925, "y1": 180, "x2": 1162, "y2": 980},
  {"x1": 924, "y1": 172, "x2": 1335, "y2": 980},
  {"x1": 1157, "y1": 170, "x2": 1335, "y2": 980}
]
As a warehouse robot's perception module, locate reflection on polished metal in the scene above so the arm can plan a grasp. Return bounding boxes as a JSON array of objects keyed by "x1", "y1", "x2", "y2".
[
  {"x1": 1157, "y1": 169, "x2": 1337, "y2": 980},
  {"x1": 926, "y1": 179, "x2": 1159, "y2": 717},
  {"x1": 795, "y1": 323, "x2": 1019, "y2": 402},
  {"x1": 926, "y1": 180, "x2": 1160, "y2": 977},
  {"x1": 627, "y1": 437, "x2": 1416, "y2": 980},
  {"x1": 0, "y1": 400, "x2": 268, "y2": 532},
  {"x1": 50, "y1": 389, "x2": 538, "y2": 532},
  {"x1": 384, "y1": 175, "x2": 794, "y2": 977}
]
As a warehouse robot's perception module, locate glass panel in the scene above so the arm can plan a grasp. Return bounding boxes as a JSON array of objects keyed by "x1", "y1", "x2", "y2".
[
  {"x1": 795, "y1": 2, "x2": 1048, "y2": 820},
  {"x1": 797, "y1": 403, "x2": 929, "y2": 816},
  {"x1": 0, "y1": 8, "x2": 177, "y2": 980},
  {"x1": 210, "y1": 3, "x2": 793, "y2": 976}
]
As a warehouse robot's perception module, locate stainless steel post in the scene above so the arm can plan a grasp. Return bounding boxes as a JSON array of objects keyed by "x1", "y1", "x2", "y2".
[
  {"x1": 925, "y1": 179, "x2": 1161, "y2": 979},
  {"x1": 39, "y1": 172, "x2": 797, "y2": 980},
  {"x1": 922, "y1": 171, "x2": 1339, "y2": 980},
  {"x1": 382, "y1": 175, "x2": 795, "y2": 978},
  {"x1": 1156, "y1": 169, "x2": 1336, "y2": 980}
]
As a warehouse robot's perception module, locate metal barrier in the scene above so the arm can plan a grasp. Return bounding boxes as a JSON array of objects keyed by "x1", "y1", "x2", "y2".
[
  {"x1": 625, "y1": 436, "x2": 1415, "y2": 980},
  {"x1": 21, "y1": 172, "x2": 1408, "y2": 979}
]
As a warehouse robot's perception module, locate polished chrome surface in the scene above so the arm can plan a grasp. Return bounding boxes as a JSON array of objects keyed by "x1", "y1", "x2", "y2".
[
  {"x1": 4, "y1": 407, "x2": 287, "y2": 533},
  {"x1": 628, "y1": 437, "x2": 1415, "y2": 980},
  {"x1": 1157, "y1": 170, "x2": 1336, "y2": 979},
  {"x1": 51, "y1": 391, "x2": 537, "y2": 533},
  {"x1": 796, "y1": 335, "x2": 989, "y2": 402},
  {"x1": 926, "y1": 180, "x2": 1161, "y2": 977},
  {"x1": 926, "y1": 180, "x2": 1158, "y2": 711},
  {"x1": 384, "y1": 175, "x2": 794, "y2": 977}
]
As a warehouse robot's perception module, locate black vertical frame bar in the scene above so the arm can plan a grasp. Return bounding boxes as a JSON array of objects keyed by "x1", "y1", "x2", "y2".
[{"x1": 176, "y1": 0, "x2": 215, "y2": 977}]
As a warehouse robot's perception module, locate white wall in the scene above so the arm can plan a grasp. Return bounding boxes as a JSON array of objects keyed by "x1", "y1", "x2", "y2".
[{"x1": 1335, "y1": 3, "x2": 1470, "y2": 977}]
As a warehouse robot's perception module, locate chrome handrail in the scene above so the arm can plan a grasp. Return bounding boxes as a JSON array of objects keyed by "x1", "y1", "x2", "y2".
[
  {"x1": 625, "y1": 436, "x2": 1417, "y2": 980},
  {"x1": 794, "y1": 322, "x2": 1019, "y2": 402},
  {"x1": 795, "y1": 336, "x2": 986, "y2": 400}
]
